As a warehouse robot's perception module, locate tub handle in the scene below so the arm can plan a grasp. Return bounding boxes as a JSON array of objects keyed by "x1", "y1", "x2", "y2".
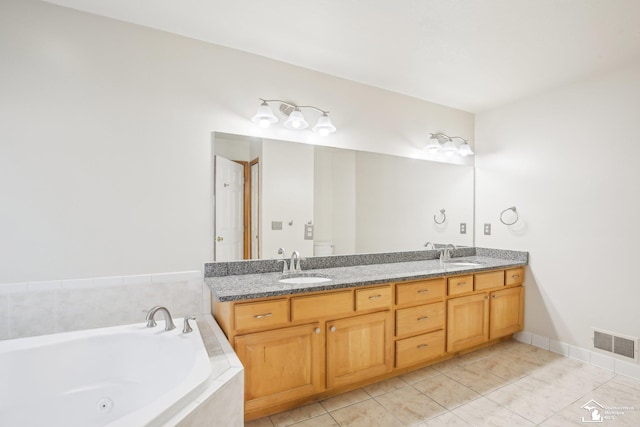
[{"x1": 183, "y1": 316, "x2": 196, "y2": 334}]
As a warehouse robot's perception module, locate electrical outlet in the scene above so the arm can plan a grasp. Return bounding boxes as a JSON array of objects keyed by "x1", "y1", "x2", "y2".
[
  {"x1": 304, "y1": 223, "x2": 314, "y2": 240},
  {"x1": 484, "y1": 223, "x2": 492, "y2": 235},
  {"x1": 460, "y1": 223, "x2": 467, "y2": 234}
]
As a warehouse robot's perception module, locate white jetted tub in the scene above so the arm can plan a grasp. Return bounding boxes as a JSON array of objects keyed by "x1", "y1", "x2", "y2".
[{"x1": 0, "y1": 321, "x2": 212, "y2": 427}]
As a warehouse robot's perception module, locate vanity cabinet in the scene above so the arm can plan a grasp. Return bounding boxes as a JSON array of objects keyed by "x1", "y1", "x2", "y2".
[
  {"x1": 447, "y1": 269, "x2": 524, "y2": 352},
  {"x1": 235, "y1": 323, "x2": 323, "y2": 412},
  {"x1": 326, "y1": 311, "x2": 393, "y2": 388},
  {"x1": 214, "y1": 266, "x2": 525, "y2": 420},
  {"x1": 447, "y1": 292, "x2": 490, "y2": 352},
  {"x1": 490, "y1": 286, "x2": 524, "y2": 338}
]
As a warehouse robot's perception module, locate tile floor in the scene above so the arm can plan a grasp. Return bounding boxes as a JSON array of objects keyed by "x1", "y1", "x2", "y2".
[{"x1": 245, "y1": 340, "x2": 640, "y2": 426}]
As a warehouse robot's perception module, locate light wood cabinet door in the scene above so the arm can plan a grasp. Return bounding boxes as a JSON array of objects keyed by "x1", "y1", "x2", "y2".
[
  {"x1": 235, "y1": 323, "x2": 323, "y2": 412},
  {"x1": 447, "y1": 293, "x2": 490, "y2": 352},
  {"x1": 326, "y1": 311, "x2": 393, "y2": 389},
  {"x1": 490, "y1": 286, "x2": 524, "y2": 339}
]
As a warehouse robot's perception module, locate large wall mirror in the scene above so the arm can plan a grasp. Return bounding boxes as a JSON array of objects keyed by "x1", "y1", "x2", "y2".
[{"x1": 213, "y1": 132, "x2": 474, "y2": 261}]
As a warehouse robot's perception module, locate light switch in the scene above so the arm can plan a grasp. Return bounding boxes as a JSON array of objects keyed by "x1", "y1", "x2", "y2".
[{"x1": 272, "y1": 221, "x2": 282, "y2": 231}]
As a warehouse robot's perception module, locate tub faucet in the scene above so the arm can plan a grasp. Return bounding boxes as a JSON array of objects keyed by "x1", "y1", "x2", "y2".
[{"x1": 145, "y1": 306, "x2": 176, "y2": 331}]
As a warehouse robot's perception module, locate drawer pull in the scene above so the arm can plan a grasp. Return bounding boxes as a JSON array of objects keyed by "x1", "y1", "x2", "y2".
[
  {"x1": 368, "y1": 295, "x2": 383, "y2": 300},
  {"x1": 457, "y1": 282, "x2": 467, "y2": 286},
  {"x1": 512, "y1": 274, "x2": 520, "y2": 279},
  {"x1": 417, "y1": 289, "x2": 429, "y2": 294},
  {"x1": 253, "y1": 313, "x2": 273, "y2": 319},
  {"x1": 417, "y1": 344, "x2": 429, "y2": 349},
  {"x1": 417, "y1": 316, "x2": 430, "y2": 321}
]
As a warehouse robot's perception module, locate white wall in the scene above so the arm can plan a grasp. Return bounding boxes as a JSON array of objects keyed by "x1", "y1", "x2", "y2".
[
  {"x1": 475, "y1": 59, "x2": 640, "y2": 350},
  {"x1": 260, "y1": 140, "x2": 314, "y2": 259},
  {"x1": 0, "y1": 0, "x2": 473, "y2": 283},
  {"x1": 355, "y1": 152, "x2": 474, "y2": 253},
  {"x1": 314, "y1": 146, "x2": 356, "y2": 255}
]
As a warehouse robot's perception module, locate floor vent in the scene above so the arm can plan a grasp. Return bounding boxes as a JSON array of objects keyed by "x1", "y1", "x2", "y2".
[{"x1": 592, "y1": 328, "x2": 639, "y2": 363}]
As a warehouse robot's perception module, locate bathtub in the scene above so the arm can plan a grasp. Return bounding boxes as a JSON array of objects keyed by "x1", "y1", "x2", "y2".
[{"x1": 0, "y1": 321, "x2": 212, "y2": 427}]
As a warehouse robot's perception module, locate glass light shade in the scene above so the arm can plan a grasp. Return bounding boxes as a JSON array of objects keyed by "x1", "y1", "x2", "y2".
[
  {"x1": 312, "y1": 113, "x2": 336, "y2": 136},
  {"x1": 424, "y1": 135, "x2": 441, "y2": 151},
  {"x1": 284, "y1": 109, "x2": 309, "y2": 130},
  {"x1": 441, "y1": 138, "x2": 458, "y2": 153},
  {"x1": 251, "y1": 102, "x2": 278, "y2": 128},
  {"x1": 458, "y1": 142, "x2": 474, "y2": 156}
]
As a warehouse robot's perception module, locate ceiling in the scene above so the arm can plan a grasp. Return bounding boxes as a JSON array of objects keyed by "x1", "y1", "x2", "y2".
[{"x1": 43, "y1": 0, "x2": 640, "y2": 113}]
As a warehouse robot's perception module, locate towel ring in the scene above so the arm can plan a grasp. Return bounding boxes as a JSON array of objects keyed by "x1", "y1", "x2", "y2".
[
  {"x1": 434, "y1": 209, "x2": 446, "y2": 225},
  {"x1": 500, "y1": 206, "x2": 519, "y2": 226}
]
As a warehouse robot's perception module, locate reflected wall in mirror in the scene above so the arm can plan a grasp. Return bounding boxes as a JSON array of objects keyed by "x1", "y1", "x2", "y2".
[{"x1": 213, "y1": 132, "x2": 474, "y2": 261}]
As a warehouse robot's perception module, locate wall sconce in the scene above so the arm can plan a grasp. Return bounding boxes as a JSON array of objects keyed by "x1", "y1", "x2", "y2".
[
  {"x1": 251, "y1": 98, "x2": 337, "y2": 136},
  {"x1": 425, "y1": 132, "x2": 474, "y2": 157}
]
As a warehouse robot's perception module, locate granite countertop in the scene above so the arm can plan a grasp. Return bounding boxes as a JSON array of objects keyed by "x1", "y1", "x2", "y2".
[{"x1": 206, "y1": 255, "x2": 527, "y2": 302}]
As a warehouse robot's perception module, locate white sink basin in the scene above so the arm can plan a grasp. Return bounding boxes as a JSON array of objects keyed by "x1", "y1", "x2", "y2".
[
  {"x1": 279, "y1": 276, "x2": 332, "y2": 284},
  {"x1": 443, "y1": 261, "x2": 484, "y2": 267}
]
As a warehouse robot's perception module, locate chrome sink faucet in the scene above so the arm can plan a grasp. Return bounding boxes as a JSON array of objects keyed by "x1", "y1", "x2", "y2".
[
  {"x1": 277, "y1": 247, "x2": 289, "y2": 273},
  {"x1": 440, "y1": 244, "x2": 457, "y2": 262},
  {"x1": 290, "y1": 250, "x2": 301, "y2": 273},
  {"x1": 145, "y1": 306, "x2": 176, "y2": 331}
]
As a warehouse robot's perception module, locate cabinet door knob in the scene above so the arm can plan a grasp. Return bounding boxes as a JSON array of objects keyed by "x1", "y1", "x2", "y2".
[
  {"x1": 492, "y1": 294, "x2": 497, "y2": 299},
  {"x1": 485, "y1": 296, "x2": 490, "y2": 300},
  {"x1": 216, "y1": 236, "x2": 224, "y2": 242},
  {"x1": 314, "y1": 327, "x2": 321, "y2": 334},
  {"x1": 330, "y1": 326, "x2": 336, "y2": 332}
]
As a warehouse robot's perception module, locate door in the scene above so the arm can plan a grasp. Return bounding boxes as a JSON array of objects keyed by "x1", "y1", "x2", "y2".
[
  {"x1": 235, "y1": 323, "x2": 323, "y2": 412},
  {"x1": 250, "y1": 159, "x2": 260, "y2": 259},
  {"x1": 326, "y1": 311, "x2": 393, "y2": 389},
  {"x1": 490, "y1": 286, "x2": 524, "y2": 339},
  {"x1": 214, "y1": 155, "x2": 244, "y2": 261},
  {"x1": 447, "y1": 293, "x2": 490, "y2": 352}
]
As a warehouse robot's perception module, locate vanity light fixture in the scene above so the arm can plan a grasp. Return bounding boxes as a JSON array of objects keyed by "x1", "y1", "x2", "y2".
[
  {"x1": 425, "y1": 132, "x2": 474, "y2": 157},
  {"x1": 251, "y1": 98, "x2": 336, "y2": 136}
]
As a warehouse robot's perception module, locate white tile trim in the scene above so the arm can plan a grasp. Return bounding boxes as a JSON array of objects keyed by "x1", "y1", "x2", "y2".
[
  {"x1": 517, "y1": 330, "x2": 640, "y2": 381},
  {"x1": 1, "y1": 271, "x2": 202, "y2": 293}
]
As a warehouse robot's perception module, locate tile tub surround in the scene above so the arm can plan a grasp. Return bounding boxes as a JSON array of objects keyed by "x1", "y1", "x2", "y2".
[
  {"x1": 0, "y1": 270, "x2": 210, "y2": 341},
  {"x1": 168, "y1": 315, "x2": 244, "y2": 427},
  {"x1": 205, "y1": 248, "x2": 528, "y2": 302}
]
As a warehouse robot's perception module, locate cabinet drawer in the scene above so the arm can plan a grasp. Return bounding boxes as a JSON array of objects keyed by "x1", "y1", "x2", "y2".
[
  {"x1": 396, "y1": 302, "x2": 445, "y2": 337},
  {"x1": 396, "y1": 278, "x2": 445, "y2": 306},
  {"x1": 356, "y1": 286, "x2": 392, "y2": 311},
  {"x1": 505, "y1": 267, "x2": 525, "y2": 286},
  {"x1": 235, "y1": 299, "x2": 289, "y2": 331},
  {"x1": 448, "y1": 275, "x2": 474, "y2": 296},
  {"x1": 475, "y1": 270, "x2": 505, "y2": 291},
  {"x1": 291, "y1": 291, "x2": 353, "y2": 322},
  {"x1": 395, "y1": 330, "x2": 445, "y2": 368}
]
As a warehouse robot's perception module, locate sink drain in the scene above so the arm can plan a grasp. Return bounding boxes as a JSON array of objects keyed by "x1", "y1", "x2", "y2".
[{"x1": 96, "y1": 397, "x2": 114, "y2": 414}]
